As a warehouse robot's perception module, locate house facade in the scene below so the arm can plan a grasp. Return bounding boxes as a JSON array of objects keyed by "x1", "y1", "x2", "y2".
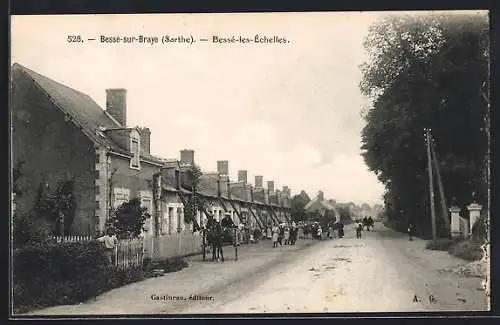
[
  {"x1": 11, "y1": 63, "x2": 292, "y2": 237},
  {"x1": 12, "y1": 63, "x2": 164, "y2": 235}
]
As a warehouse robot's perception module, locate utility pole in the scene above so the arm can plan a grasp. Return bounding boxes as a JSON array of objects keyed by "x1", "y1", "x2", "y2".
[
  {"x1": 430, "y1": 134, "x2": 450, "y2": 237},
  {"x1": 425, "y1": 128, "x2": 437, "y2": 240}
]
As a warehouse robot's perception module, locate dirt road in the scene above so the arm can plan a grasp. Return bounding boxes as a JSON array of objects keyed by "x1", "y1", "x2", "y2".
[{"x1": 25, "y1": 223, "x2": 488, "y2": 315}]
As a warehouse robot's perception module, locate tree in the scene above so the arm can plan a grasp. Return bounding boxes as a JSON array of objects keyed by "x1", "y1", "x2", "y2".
[
  {"x1": 48, "y1": 179, "x2": 77, "y2": 236},
  {"x1": 182, "y1": 164, "x2": 205, "y2": 231},
  {"x1": 12, "y1": 160, "x2": 26, "y2": 197},
  {"x1": 291, "y1": 191, "x2": 311, "y2": 221},
  {"x1": 12, "y1": 168, "x2": 52, "y2": 247},
  {"x1": 107, "y1": 198, "x2": 149, "y2": 239},
  {"x1": 360, "y1": 13, "x2": 489, "y2": 237}
]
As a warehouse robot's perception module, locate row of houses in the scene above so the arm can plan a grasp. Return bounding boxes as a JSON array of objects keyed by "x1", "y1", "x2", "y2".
[{"x1": 11, "y1": 63, "x2": 292, "y2": 236}]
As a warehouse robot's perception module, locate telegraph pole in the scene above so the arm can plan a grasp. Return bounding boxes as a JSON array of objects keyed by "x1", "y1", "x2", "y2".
[
  {"x1": 425, "y1": 128, "x2": 437, "y2": 240},
  {"x1": 430, "y1": 134, "x2": 450, "y2": 237}
]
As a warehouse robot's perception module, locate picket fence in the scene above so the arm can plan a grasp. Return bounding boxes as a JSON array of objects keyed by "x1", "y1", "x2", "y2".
[
  {"x1": 51, "y1": 235, "x2": 93, "y2": 243},
  {"x1": 114, "y1": 238, "x2": 145, "y2": 269},
  {"x1": 50, "y1": 232, "x2": 204, "y2": 268}
]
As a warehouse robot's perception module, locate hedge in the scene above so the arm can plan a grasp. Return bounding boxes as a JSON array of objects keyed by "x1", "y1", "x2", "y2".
[
  {"x1": 12, "y1": 241, "x2": 141, "y2": 314},
  {"x1": 13, "y1": 239, "x2": 193, "y2": 314}
]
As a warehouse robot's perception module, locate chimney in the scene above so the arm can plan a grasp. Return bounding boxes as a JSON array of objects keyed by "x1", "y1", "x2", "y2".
[
  {"x1": 238, "y1": 170, "x2": 248, "y2": 183},
  {"x1": 217, "y1": 160, "x2": 229, "y2": 176},
  {"x1": 318, "y1": 190, "x2": 324, "y2": 201},
  {"x1": 255, "y1": 175, "x2": 263, "y2": 188},
  {"x1": 138, "y1": 127, "x2": 151, "y2": 154},
  {"x1": 267, "y1": 181, "x2": 274, "y2": 193},
  {"x1": 106, "y1": 88, "x2": 127, "y2": 126},
  {"x1": 180, "y1": 149, "x2": 194, "y2": 166}
]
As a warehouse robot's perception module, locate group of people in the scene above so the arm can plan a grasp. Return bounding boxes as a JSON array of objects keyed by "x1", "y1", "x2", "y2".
[
  {"x1": 271, "y1": 223, "x2": 298, "y2": 248},
  {"x1": 362, "y1": 216, "x2": 375, "y2": 231},
  {"x1": 355, "y1": 217, "x2": 375, "y2": 238}
]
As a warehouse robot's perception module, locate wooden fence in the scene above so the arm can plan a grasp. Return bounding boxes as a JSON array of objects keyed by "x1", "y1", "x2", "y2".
[
  {"x1": 51, "y1": 232, "x2": 205, "y2": 267},
  {"x1": 143, "y1": 231, "x2": 203, "y2": 262},
  {"x1": 115, "y1": 238, "x2": 145, "y2": 269},
  {"x1": 51, "y1": 235, "x2": 93, "y2": 243}
]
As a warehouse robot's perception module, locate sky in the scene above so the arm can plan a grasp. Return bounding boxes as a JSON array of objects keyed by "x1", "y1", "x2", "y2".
[{"x1": 11, "y1": 12, "x2": 390, "y2": 205}]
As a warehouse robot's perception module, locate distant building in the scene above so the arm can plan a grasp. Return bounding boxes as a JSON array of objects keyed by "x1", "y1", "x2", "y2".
[{"x1": 304, "y1": 191, "x2": 339, "y2": 222}]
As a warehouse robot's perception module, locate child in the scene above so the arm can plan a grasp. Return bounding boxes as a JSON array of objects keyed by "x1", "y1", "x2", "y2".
[{"x1": 284, "y1": 227, "x2": 290, "y2": 245}]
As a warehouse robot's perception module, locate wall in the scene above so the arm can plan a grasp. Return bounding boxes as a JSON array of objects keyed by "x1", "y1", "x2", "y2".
[
  {"x1": 108, "y1": 155, "x2": 160, "y2": 233},
  {"x1": 160, "y1": 191, "x2": 184, "y2": 235},
  {"x1": 12, "y1": 69, "x2": 97, "y2": 235},
  {"x1": 109, "y1": 155, "x2": 159, "y2": 200}
]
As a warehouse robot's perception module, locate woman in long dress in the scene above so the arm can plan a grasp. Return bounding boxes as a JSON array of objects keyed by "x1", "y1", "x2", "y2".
[{"x1": 272, "y1": 226, "x2": 279, "y2": 248}]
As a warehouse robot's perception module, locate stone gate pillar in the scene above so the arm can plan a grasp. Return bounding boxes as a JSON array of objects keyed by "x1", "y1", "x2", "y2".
[
  {"x1": 449, "y1": 206, "x2": 461, "y2": 238},
  {"x1": 467, "y1": 202, "x2": 482, "y2": 237}
]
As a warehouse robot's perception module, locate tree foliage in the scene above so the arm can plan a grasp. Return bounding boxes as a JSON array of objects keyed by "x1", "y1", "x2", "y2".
[
  {"x1": 183, "y1": 164, "x2": 205, "y2": 231},
  {"x1": 291, "y1": 191, "x2": 311, "y2": 221},
  {"x1": 360, "y1": 13, "x2": 489, "y2": 237},
  {"x1": 31, "y1": 178, "x2": 77, "y2": 236},
  {"x1": 107, "y1": 198, "x2": 149, "y2": 239}
]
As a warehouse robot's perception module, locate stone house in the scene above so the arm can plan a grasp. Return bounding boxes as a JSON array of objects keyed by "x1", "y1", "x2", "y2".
[
  {"x1": 11, "y1": 63, "x2": 164, "y2": 235},
  {"x1": 11, "y1": 63, "x2": 293, "y2": 237}
]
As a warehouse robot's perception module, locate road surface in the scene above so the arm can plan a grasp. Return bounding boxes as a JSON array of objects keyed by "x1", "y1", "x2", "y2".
[{"x1": 25, "y1": 223, "x2": 488, "y2": 315}]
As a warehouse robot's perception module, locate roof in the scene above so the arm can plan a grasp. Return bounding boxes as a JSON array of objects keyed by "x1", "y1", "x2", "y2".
[
  {"x1": 12, "y1": 63, "x2": 165, "y2": 165},
  {"x1": 304, "y1": 196, "x2": 340, "y2": 218}
]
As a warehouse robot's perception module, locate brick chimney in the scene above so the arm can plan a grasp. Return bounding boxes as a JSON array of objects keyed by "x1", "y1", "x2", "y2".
[
  {"x1": 238, "y1": 170, "x2": 248, "y2": 183},
  {"x1": 318, "y1": 190, "x2": 324, "y2": 201},
  {"x1": 255, "y1": 175, "x2": 263, "y2": 188},
  {"x1": 106, "y1": 88, "x2": 127, "y2": 126},
  {"x1": 180, "y1": 149, "x2": 194, "y2": 166},
  {"x1": 267, "y1": 181, "x2": 274, "y2": 193},
  {"x1": 217, "y1": 160, "x2": 229, "y2": 176},
  {"x1": 138, "y1": 127, "x2": 151, "y2": 154}
]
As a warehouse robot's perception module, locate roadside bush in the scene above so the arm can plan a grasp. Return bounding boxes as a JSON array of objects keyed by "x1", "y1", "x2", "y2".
[
  {"x1": 426, "y1": 238, "x2": 461, "y2": 251},
  {"x1": 448, "y1": 240, "x2": 483, "y2": 261},
  {"x1": 150, "y1": 257, "x2": 189, "y2": 273},
  {"x1": 13, "y1": 239, "x2": 191, "y2": 314},
  {"x1": 471, "y1": 214, "x2": 488, "y2": 244},
  {"x1": 12, "y1": 240, "x2": 148, "y2": 314}
]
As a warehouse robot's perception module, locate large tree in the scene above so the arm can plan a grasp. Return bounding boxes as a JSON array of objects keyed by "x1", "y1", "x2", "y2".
[
  {"x1": 360, "y1": 13, "x2": 489, "y2": 237},
  {"x1": 291, "y1": 190, "x2": 311, "y2": 221}
]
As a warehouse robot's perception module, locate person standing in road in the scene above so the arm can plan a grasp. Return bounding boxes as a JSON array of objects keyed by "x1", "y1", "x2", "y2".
[
  {"x1": 267, "y1": 226, "x2": 272, "y2": 240},
  {"x1": 272, "y1": 225, "x2": 279, "y2": 248},
  {"x1": 278, "y1": 225, "x2": 285, "y2": 246},
  {"x1": 338, "y1": 221, "x2": 344, "y2": 238},
  {"x1": 317, "y1": 226, "x2": 322, "y2": 240},
  {"x1": 356, "y1": 222, "x2": 363, "y2": 239},
  {"x1": 97, "y1": 229, "x2": 118, "y2": 265},
  {"x1": 408, "y1": 223, "x2": 415, "y2": 241},
  {"x1": 284, "y1": 227, "x2": 290, "y2": 245}
]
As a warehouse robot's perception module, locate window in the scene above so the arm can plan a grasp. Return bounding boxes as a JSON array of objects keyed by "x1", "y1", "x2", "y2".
[
  {"x1": 95, "y1": 153, "x2": 100, "y2": 163},
  {"x1": 130, "y1": 134, "x2": 140, "y2": 169},
  {"x1": 168, "y1": 207, "x2": 174, "y2": 234},
  {"x1": 177, "y1": 207, "x2": 183, "y2": 232}
]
